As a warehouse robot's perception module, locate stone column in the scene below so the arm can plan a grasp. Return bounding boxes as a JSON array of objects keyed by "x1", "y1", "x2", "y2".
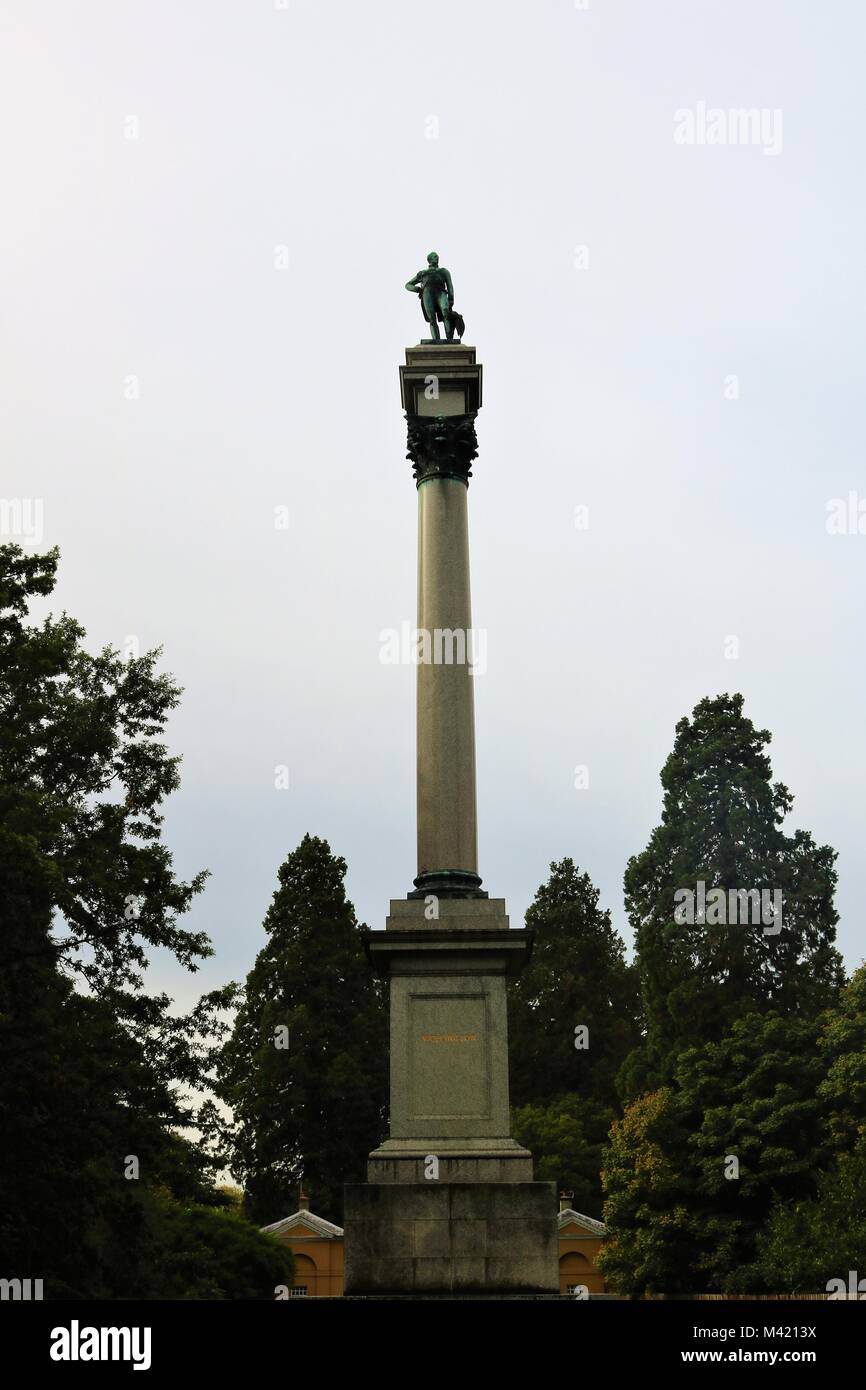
[
  {"x1": 342, "y1": 341, "x2": 558, "y2": 1297},
  {"x1": 401, "y1": 342, "x2": 485, "y2": 899},
  {"x1": 415, "y1": 475, "x2": 479, "y2": 894}
]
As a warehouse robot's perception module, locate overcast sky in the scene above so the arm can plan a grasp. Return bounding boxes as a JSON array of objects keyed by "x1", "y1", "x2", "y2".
[{"x1": 3, "y1": 0, "x2": 864, "y2": 1008}]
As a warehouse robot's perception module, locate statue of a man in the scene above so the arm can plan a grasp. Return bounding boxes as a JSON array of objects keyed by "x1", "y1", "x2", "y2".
[{"x1": 405, "y1": 252, "x2": 459, "y2": 341}]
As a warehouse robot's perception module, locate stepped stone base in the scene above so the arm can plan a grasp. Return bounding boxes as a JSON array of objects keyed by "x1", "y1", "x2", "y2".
[
  {"x1": 343, "y1": 1181, "x2": 558, "y2": 1296},
  {"x1": 368, "y1": 1138, "x2": 533, "y2": 1183},
  {"x1": 367, "y1": 1156, "x2": 534, "y2": 1184}
]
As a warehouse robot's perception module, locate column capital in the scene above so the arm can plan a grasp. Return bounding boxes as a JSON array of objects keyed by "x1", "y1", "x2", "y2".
[{"x1": 405, "y1": 412, "x2": 479, "y2": 487}]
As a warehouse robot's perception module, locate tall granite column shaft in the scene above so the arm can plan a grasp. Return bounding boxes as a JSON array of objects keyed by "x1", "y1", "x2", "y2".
[{"x1": 415, "y1": 474, "x2": 479, "y2": 893}]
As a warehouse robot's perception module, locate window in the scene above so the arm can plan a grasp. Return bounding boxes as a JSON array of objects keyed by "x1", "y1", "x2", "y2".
[{"x1": 290, "y1": 1285, "x2": 308, "y2": 1297}]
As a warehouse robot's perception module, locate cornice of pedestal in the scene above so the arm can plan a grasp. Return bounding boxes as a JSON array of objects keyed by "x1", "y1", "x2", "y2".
[
  {"x1": 361, "y1": 913, "x2": 534, "y2": 978},
  {"x1": 362, "y1": 929, "x2": 533, "y2": 979}
]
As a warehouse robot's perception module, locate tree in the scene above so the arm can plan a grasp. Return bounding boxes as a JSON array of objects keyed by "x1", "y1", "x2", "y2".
[
  {"x1": 512, "y1": 1094, "x2": 614, "y2": 1215},
  {"x1": 601, "y1": 1012, "x2": 830, "y2": 1295},
  {"x1": 678, "y1": 1012, "x2": 830, "y2": 1292},
  {"x1": 218, "y1": 835, "x2": 387, "y2": 1225},
  {"x1": 508, "y1": 859, "x2": 639, "y2": 1110},
  {"x1": 146, "y1": 1199, "x2": 295, "y2": 1300},
  {"x1": 506, "y1": 860, "x2": 638, "y2": 1216},
  {"x1": 818, "y1": 963, "x2": 866, "y2": 1153},
  {"x1": 598, "y1": 1088, "x2": 698, "y2": 1297},
  {"x1": 0, "y1": 543, "x2": 240, "y2": 1297},
  {"x1": 745, "y1": 967, "x2": 866, "y2": 1294},
  {"x1": 723, "y1": 969, "x2": 866, "y2": 1292},
  {"x1": 622, "y1": 693, "x2": 843, "y2": 1095},
  {"x1": 751, "y1": 1140, "x2": 866, "y2": 1294}
]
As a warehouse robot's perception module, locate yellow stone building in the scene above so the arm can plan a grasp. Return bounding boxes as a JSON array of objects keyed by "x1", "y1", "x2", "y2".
[
  {"x1": 261, "y1": 1197, "x2": 345, "y2": 1298},
  {"x1": 264, "y1": 1191, "x2": 606, "y2": 1297},
  {"x1": 556, "y1": 1196, "x2": 607, "y2": 1295}
]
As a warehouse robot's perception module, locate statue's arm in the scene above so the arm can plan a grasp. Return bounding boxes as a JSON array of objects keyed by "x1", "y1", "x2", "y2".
[
  {"x1": 444, "y1": 269, "x2": 454, "y2": 304},
  {"x1": 405, "y1": 272, "x2": 423, "y2": 293}
]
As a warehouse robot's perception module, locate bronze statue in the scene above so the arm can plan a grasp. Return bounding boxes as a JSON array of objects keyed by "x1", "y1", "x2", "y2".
[{"x1": 405, "y1": 252, "x2": 464, "y2": 341}]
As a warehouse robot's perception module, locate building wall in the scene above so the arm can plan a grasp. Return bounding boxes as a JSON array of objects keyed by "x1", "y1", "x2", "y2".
[
  {"x1": 558, "y1": 1224, "x2": 606, "y2": 1295},
  {"x1": 275, "y1": 1232, "x2": 345, "y2": 1297}
]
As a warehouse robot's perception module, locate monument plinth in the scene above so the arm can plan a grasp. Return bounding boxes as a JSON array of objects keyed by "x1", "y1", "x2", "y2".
[
  {"x1": 343, "y1": 303, "x2": 558, "y2": 1296},
  {"x1": 365, "y1": 898, "x2": 533, "y2": 1185}
]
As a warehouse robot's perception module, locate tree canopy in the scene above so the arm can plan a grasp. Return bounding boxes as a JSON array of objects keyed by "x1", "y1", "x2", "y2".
[
  {"x1": 622, "y1": 693, "x2": 843, "y2": 1095},
  {"x1": 0, "y1": 544, "x2": 286, "y2": 1297},
  {"x1": 218, "y1": 834, "x2": 387, "y2": 1225},
  {"x1": 508, "y1": 858, "x2": 639, "y2": 1211}
]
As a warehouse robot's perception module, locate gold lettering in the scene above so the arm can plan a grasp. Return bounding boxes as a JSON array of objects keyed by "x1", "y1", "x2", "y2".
[{"x1": 420, "y1": 1033, "x2": 478, "y2": 1042}]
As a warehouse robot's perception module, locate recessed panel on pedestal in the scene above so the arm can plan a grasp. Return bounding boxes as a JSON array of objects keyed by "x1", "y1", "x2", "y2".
[{"x1": 408, "y1": 992, "x2": 489, "y2": 1122}]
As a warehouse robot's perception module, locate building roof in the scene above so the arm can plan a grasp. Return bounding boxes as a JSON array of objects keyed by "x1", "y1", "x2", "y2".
[
  {"x1": 260, "y1": 1210, "x2": 344, "y2": 1239},
  {"x1": 558, "y1": 1209, "x2": 607, "y2": 1236}
]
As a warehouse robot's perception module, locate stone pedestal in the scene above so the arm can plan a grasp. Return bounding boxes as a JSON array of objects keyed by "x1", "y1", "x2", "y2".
[
  {"x1": 366, "y1": 898, "x2": 533, "y2": 1184},
  {"x1": 344, "y1": 900, "x2": 559, "y2": 1295},
  {"x1": 344, "y1": 1182, "x2": 558, "y2": 1296}
]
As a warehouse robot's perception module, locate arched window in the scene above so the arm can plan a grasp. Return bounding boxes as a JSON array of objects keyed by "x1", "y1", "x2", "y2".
[
  {"x1": 559, "y1": 1250, "x2": 591, "y2": 1296},
  {"x1": 292, "y1": 1252, "x2": 318, "y2": 1297}
]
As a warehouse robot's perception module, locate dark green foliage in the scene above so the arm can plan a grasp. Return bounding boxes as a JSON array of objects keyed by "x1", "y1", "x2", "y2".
[
  {"x1": 818, "y1": 963, "x2": 866, "y2": 1152},
  {"x1": 679, "y1": 1013, "x2": 830, "y2": 1291},
  {"x1": 218, "y1": 834, "x2": 387, "y2": 1225},
  {"x1": 743, "y1": 966, "x2": 866, "y2": 1292},
  {"x1": 598, "y1": 1087, "x2": 697, "y2": 1297},
  {"x1": 601, "y1": 1010, "x2": 848, "y2": 1295},
  {"x1": 512, "y1": 1095, "x2": 614, "y2": 1215},
  {"x1": 602, "y1": 689, "x2": 860, "y2": 1296},
  {"x1": 507, "y1": 859, "x2": 638, "y2": 1213},
  {"x1": 0, "y1": 544, "x2": 246, "y2": 1297},
  {"x1": 509, "y1": 858, "x2": 640, "y2": 1109},
  {"x1": 622, "y1": 693, "x2": 844, "y2": 1095},
  {"x1": 750, "y1": 1140, "x2": 866, "y2": 1293},
  {"x1": 142, "y1": 1200, "x2": 295, "y2": 1300}
]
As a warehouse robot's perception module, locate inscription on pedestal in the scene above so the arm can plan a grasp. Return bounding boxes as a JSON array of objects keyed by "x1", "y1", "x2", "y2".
[
  {"x1": 421, "y1": 1032, "x2": 478, "y2": 1042},
  {"x1": 409, "y1": 993, "x2": 489, "y2": 1121}
]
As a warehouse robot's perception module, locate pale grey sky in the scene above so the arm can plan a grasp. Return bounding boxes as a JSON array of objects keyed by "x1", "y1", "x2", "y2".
[{"x1": 3, "y1": 0, "x2": 864, "y2": 1007}]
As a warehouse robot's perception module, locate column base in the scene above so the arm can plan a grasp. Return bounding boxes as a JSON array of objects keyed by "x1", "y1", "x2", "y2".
[
  {"x1": 367, "y1": 1137, "x2": 533, "y2": 1184},
  {"x1": 343, "y1": 1182, "x2": 559, "y2": 1296},
  {"x1": 408, "y1": 869, "x2": 487, "y2": 899}
]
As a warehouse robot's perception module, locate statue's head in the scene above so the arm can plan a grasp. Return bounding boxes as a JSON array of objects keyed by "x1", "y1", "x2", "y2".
[{"x1": 426, "y1": 251, "x2": 439, "y2": 266}]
